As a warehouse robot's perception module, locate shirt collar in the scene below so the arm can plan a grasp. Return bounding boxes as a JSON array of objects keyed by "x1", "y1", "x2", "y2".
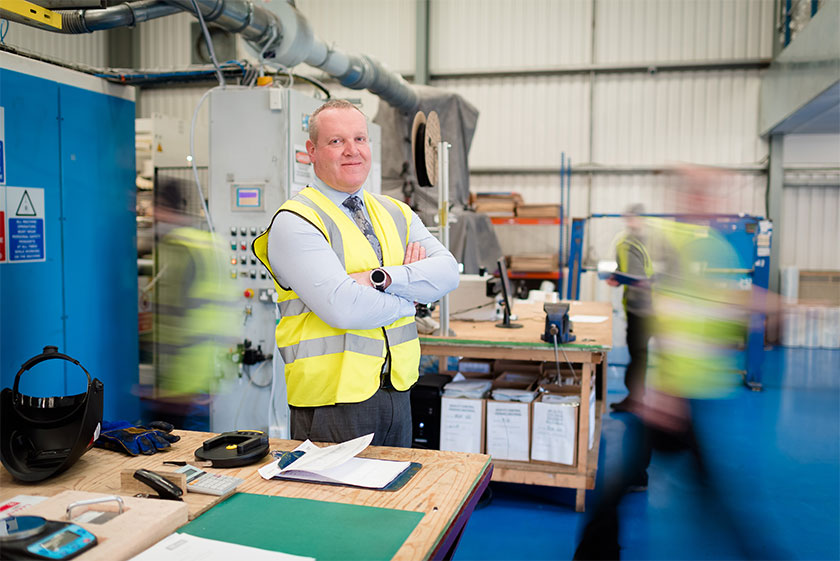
[{"x1": 312, "y1": 176, "x2": 366, "y2": 208}]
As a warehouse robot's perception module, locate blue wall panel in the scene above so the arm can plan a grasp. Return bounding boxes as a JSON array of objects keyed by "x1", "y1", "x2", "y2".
[
  {"x1": 59, "y1": 84, "x2": 138, "y2": 421},
  {"x1": 0, "y1": 65, "x2": 137, "y2": 420},
  {"x1": 0, "y1": 69, "x2": 66, "y2": 397}
]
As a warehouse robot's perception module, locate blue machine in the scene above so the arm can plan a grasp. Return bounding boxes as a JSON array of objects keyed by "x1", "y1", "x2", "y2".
[
  {"x1": 567, "y1": 214, "x2": 772, "y2": 390},
  {"x1": 0, "y1": 54, "x2": 138, "y2": 420}
]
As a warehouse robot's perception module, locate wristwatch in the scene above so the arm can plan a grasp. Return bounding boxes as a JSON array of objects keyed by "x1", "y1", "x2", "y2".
[{"x1": 370, "y1": 268, "x2": 388, "y2": 292}]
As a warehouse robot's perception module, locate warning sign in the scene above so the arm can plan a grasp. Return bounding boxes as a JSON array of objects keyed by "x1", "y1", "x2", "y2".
[{"x1": 3, "y1": 186, "x2": 45, "y2": 263}]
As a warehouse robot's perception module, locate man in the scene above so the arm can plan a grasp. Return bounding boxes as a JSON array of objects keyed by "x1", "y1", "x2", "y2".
[
  {"x1": 607, "y1": 204, "x2": 653, "y2": 412},
  {"x1": 152, "y1": 178, "x2": 239, "y2": 430},
  {"x1": 253, "y1": 99, "x2": 459, "y2": 447}
]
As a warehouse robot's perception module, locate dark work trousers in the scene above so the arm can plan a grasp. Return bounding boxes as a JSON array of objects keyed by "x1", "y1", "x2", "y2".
[
  {"x1": 624, "y1": 311, "x2": 650, "y2": 400},
  {"x1": 574, "y1": 400, "x2": 792, "y2": 561},
  {"x1": 289, "y1": 387, "x2": 412, "y2": 447}
]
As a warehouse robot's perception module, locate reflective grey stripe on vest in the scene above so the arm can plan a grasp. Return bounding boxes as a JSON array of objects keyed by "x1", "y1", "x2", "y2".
[
  {"x1": 384, "y1": 322, "x2": 418, "y2": 345},
  {"x1": 279, "y1": 333, "x2": 384, "y2": 363},
  {"x1": 370, "y1": 194, "x2": 408, "y2": 247},
  {"x1": 278, "y1": 298, "x2": 310, "y2": 317},
  {"x1": 294, "y1": 193, "x2": 346, "y2": 265}
]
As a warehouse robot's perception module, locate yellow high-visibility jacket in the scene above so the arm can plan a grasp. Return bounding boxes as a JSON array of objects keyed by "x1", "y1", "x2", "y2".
[{"x1": 253, "y1": 187, "x2": 420, "y2": 407}]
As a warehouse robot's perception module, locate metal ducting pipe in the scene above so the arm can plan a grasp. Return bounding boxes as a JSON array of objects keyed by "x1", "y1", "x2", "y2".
[
  {"x1": 159, "y1": 0, "x2": 419, "y2": 112},
  {"x1": 55, "y1": 0, "x2": 183, "y2": 33}
]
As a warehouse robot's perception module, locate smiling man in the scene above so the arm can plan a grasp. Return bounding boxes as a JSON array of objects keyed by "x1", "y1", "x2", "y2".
[{"x1": 253, "y1": 99, "x2": 459, "y2": 447}]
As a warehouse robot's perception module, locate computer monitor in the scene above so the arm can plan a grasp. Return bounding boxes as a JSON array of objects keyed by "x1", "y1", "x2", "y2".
[{"x1": 496, "y1": 258, "x2": 522, "y2": 329}]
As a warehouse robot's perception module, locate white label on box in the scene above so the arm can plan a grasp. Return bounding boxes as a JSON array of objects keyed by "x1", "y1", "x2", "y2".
[
  {"x1": 531, "y1": 401, "x2": 577, "y2": 464},
  {"x1": 486, "y1": 401, "x2": 530, "y2": 461},
  {"x1": 440, "y1": 397, "x2": 483, "y2": 454}
]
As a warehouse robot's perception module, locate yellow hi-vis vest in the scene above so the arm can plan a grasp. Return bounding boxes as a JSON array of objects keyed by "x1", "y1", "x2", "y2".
[
  {"x1": 646, "y1": 218, "x2": 746, "y2": 399},
  {"x1": 252, "y1": 187, "x2": 420, "y2": 407},
  {"x1": 615, "y1": 232, "x2": 653, "y2": 308}
]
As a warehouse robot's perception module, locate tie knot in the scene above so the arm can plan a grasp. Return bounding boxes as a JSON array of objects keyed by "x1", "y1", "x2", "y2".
[{"x1": 342, "y1": 196, "x2": 362, "y2": 211}]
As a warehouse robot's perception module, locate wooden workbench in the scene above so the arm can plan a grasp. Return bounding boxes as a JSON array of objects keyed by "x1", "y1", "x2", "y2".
[
  {"x1": 0, "y1": 431, "x2": 492, "y2": 560},
  {"x1": 420, "y1": 300, "x2": 612, "y2": 512}
]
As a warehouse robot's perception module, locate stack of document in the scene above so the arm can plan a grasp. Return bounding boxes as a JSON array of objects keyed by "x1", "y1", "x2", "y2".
[
  {"x1": 541, "y1": 394, "x2": 580, "y2": 405},
  {"x1": 258, "y1": 434, "x2": 411, "y2": 490},
  {"x1": 491, "y1": 388, "x2": 539, "y2": 403},
  {"x1": 443, "y1": 379, "x2": 492, "y2": 399}
]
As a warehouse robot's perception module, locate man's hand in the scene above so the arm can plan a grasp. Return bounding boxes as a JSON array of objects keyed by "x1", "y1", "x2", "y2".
[
  {"x1": 404, "y1": 242, "x2": 426, "y2": 264},
  {"x1": 606, "y1": 276, "x2": 620, "y2": 287}
]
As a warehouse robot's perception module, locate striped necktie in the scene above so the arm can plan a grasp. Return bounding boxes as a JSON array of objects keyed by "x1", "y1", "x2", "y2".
[{"x1": 342, "y1": 195, "x2": 383, "y2": 265}]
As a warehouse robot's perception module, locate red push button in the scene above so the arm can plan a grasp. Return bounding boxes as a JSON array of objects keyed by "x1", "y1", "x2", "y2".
[{"x1": 244, "y1": 289, "x2": 254, "y2": 299}]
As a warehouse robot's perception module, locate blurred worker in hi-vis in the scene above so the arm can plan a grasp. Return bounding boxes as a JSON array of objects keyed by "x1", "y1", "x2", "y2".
[
  {"x1": 151, "y1": 178, "x2": 239, "y2": 431},
  {"x1": 575, "y1": 167, "x2": 789, "y2": 560},
  {"x1": 607, "y1": 203, "x2": 653, "y2": 414},
  {"x1": 253, "y1": 100, "x2": 459, "y2": 447}
]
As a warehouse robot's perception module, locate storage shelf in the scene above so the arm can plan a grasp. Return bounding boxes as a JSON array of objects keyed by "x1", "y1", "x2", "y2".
[
  {"x1": 490, "y1": 217, "x2": 561, "y2": 225},
  {"x1": 507, "y1": 271, "x2": 561, "y2": 280}
]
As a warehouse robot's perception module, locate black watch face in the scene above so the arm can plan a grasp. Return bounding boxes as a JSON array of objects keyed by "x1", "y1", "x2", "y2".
[{"x1": 371, "y1": 269, "x2": 386, "y2": 284}]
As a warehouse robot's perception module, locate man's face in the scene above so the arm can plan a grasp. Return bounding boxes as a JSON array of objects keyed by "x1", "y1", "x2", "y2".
[{"x1": 306, "y1": 108, "x2": 371, "y2": 193}]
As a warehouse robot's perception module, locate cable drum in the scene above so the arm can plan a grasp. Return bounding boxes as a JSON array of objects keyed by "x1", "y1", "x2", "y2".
[{"x1": 411, "y1": 110, "x2": 441, "y2": 187}]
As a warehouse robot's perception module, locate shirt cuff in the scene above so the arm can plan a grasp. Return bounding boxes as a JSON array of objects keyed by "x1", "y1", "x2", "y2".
[{"x1": 382, "y1": 265, "x2": 409, "y2": 294}]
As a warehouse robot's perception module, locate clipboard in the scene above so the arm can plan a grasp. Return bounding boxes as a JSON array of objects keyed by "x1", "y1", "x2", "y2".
[{"x1": 272, "y1": 450, "x2": 422, "y2": 491}]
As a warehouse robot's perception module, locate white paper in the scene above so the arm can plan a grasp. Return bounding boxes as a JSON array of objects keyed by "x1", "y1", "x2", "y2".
[
  {"x1": 258, "y1": 434, "x2": 410, "y2": 489},
  {"x1": 129, "y1": 533, "x2": 313, "y2": 561},
  {"x1": 0, "y1": 495, "x2": 47, "y2": 518},
  {"x1": 569, "y1": 315, "x2": 609, "y2": 323},
  {"x1": 531, "y1": 400, "x2": 577, "y2": 465},
  {"x1": 440, "y1": 397, "x2": 484, "y2": 453},
  {"x1": 485, "y1": 401, "x2": 530, "y2": 461}
]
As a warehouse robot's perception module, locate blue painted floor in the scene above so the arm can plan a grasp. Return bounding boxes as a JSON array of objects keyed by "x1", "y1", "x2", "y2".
[{"x1": 453, "y1": 347, "x2": 840, "y2": 560}]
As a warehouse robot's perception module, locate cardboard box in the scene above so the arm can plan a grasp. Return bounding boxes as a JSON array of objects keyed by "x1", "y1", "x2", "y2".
[
  {"x1": 492, "y1": 371, "x2": 539, "y2": 390},
  {"x1": 493, "y1": 359, "x2": 543, "y2": 376},
  {"x1": 485, "y1": 400, "x2": 531, "y2": 461},
  {"x1": 458, "y1": 358, "x2": 495, "y2": 375},
  {"x1": 530, "y1": 382, "x2": 597, "y2": 465},
  {"x1": 440, "y1": 397, "x2": 485, "y2": 454}
]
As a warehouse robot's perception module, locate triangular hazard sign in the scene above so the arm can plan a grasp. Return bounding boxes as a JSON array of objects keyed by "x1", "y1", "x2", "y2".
[{"x1": 16, "y1": 191, "x2": 37, "y2": 217}]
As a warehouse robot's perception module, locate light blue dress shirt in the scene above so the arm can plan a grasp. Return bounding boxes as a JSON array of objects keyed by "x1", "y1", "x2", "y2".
[{"x1": 267, "y1": 177, "x2": 459, "y2": 330}]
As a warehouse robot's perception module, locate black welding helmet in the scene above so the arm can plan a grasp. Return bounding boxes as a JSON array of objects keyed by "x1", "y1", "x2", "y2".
[{"x1": 0, "y1": 346, "x2": 104, "y2": 482}]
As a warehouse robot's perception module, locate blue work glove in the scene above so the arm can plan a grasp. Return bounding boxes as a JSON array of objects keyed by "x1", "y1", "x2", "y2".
[{"x1": 94, "y1": 420, "x2": 180, "y2": 456}]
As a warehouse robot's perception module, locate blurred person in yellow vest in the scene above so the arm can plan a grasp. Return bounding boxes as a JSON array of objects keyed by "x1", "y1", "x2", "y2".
[
  {"x1": 151, "y1": 178, "x2": 239, "y2": 430},
  {"x1": 607, "y1": 203, "x2": 654, "y2": 413},
  {"x1": 576, "y1": 167, "x2": 789, "y2": 560},
  {"x1": 253, "y1": 100, "x2": 459, "y2": 447}
]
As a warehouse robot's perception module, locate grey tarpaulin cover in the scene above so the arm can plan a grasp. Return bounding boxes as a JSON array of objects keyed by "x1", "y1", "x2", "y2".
[
  {"x1": 374, "y1": 85, "x2": 502, "y2": 273},
  {"x1": 373, "y1": 84, "x2": 478, "y2": 224}
]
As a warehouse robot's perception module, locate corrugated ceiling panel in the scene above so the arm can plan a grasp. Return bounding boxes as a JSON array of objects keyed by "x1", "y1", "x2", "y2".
[
  {"x1": 296, "y1": 0, "x2": 416, "y2": 75},
  {"x1": 592, "y1": 70, "x2": 767, "y2": 166},
  {"x1": 431, "y1": 0, "x2": 592, "y2": 72},
  {"x1": 4, "y1": 23, "x2": 107, "y2": 67},
  {"x1": 781, "y1": 185, "x2": 840, "y2": 270},
  {"x1": 138, "y1": 13, "x2": 193, "y2": 69},
  {"x1": 594, "y1": 0, "x2": 773, "y2": 64},
  {"x1": 435, "y1": 75, "x2": 590, "y2": 169}
]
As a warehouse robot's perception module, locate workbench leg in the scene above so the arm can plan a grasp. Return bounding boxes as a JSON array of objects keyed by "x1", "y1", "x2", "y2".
[
  {"x1": 439, "y1": 356, "x2": 448, "y2": 373},
  {"x1": 575, "y1": 488, "x2": 586, "y2": 512}
]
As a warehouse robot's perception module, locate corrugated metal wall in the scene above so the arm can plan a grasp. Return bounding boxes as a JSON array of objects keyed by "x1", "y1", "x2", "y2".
[
  {"x1": 10, "y1": 0, "x2": 833, "y2": 272},
  {"x1": 782, "y1": 183, "x2": 840, "y2": 270},
  {"x1": 3, "y1": 22, "x2": 107, "y2": 67}
]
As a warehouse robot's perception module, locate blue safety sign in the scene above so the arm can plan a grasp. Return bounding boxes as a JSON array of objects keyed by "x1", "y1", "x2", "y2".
[
  {"x1": 9, "y1": 218, "x2": 43, "y2": 261},
  {"x1": 3, "y1": 187, "x2": 46, "y2": 263}
]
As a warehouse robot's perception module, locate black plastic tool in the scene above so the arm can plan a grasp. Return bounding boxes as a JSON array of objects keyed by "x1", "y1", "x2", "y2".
[{"x1": 194, "y1": 430, "x2": 269, "y2": 467}]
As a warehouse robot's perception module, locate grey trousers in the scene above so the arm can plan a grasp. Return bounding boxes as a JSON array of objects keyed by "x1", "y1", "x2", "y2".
[{"x1": 289, "y1": 387, "x2": 412, "y2": 447}]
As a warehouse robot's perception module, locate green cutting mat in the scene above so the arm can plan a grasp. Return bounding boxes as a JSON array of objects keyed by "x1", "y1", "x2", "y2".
[{"x1": 180, "y1": 493, "x2": 425, "y2": 560}]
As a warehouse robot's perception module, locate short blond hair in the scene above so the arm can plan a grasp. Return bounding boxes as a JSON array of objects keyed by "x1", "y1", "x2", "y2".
[{"x1": 309, "y1": 99, "x2": 367, "y2": 143}]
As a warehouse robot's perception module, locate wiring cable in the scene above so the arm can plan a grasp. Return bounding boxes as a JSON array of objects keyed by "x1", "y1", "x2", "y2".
[
  {"x1": 189, "y1": 87, "x2": 219, "y2": 233},
  {"x1": 188, "y1": 0, "x2": 225, "y2": 86},
  {"x1": 0, "y1": 19, "x2": 9, "y2": 44}
]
